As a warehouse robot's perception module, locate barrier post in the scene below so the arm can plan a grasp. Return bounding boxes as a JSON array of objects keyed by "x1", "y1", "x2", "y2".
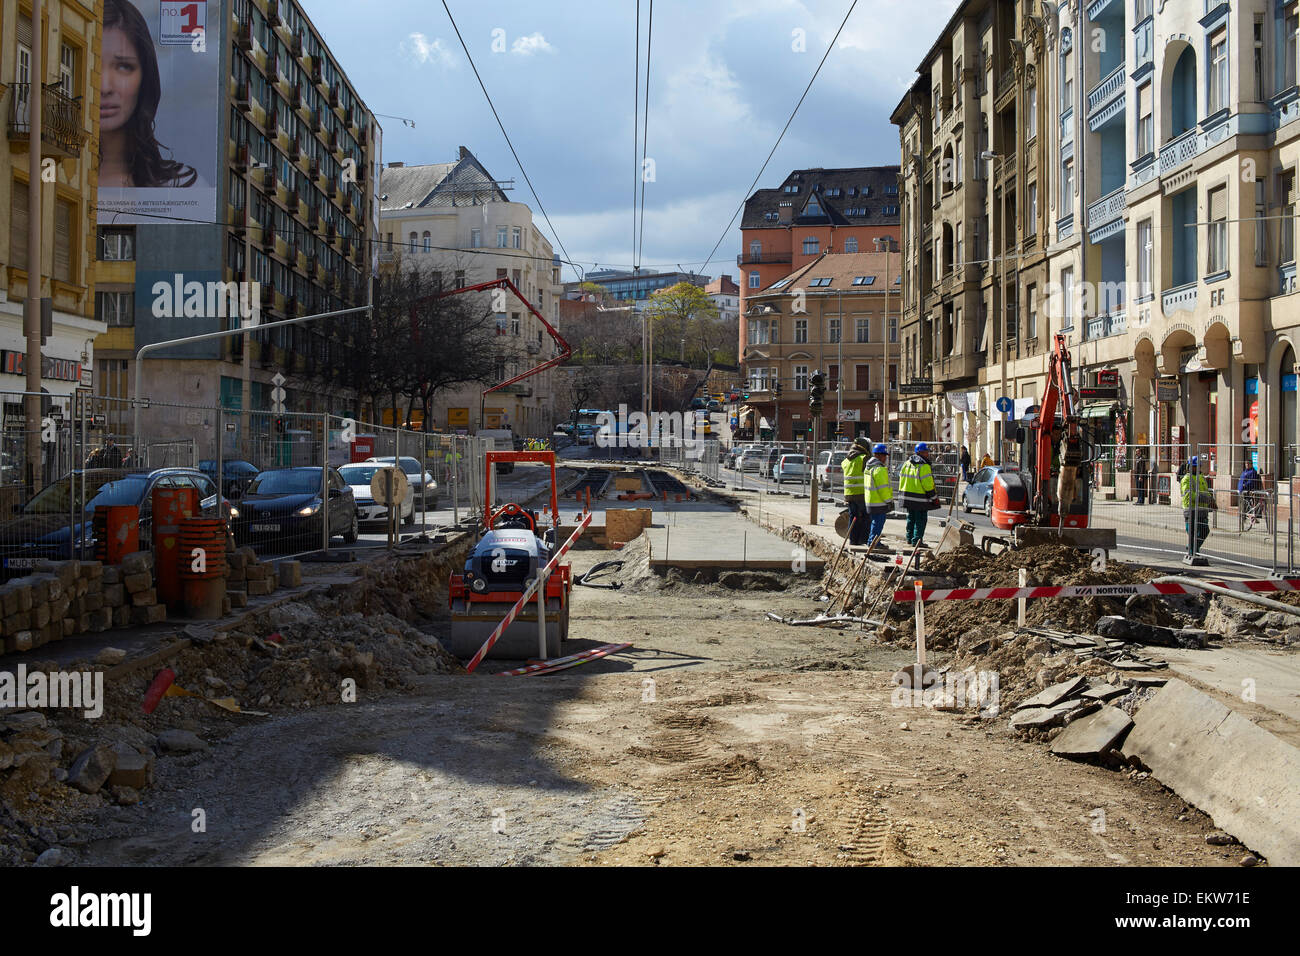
[
  {"x1": 1017, "y1": 567, "x2": 1027, "y2": 627},
  {"x1": 914, "y1": 580, "x2": 927, "y2": 669},
  {"x1": 537, "y1": 574, "x2": 547, "y2": 660}
]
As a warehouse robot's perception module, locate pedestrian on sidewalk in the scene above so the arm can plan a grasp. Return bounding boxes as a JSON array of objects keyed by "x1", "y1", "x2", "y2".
[
  {"x1": 866, "y1": 443, "x2": 894, "y2": 550},
  {"x1": 899, "y1": 442, "x2": 940, "y2": 548},
  {"x1": 1134, "y1": 449, "x2": 1149, "y2": 505},
  {"x1": 959, "y1": 445, "x2": 971, "y2": 482},
  {"x1": 841, "y1": 437, "x2": 871, "y2": 547},
  {"x1": 1180, "y1": 456, "x2": 1215, "y2": 556},
  {"x1": 980, "y1": 450, "x2": 994, "y2": 469}
]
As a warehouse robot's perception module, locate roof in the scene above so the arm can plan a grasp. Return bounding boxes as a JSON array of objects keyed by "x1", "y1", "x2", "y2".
[
  {"x1": 379, "y1": 147, "x2": 508, "y2": 213},
  {"x1": 741, "y1": 166, "x2": 902, "y2": 230},
  {"x1": 748, "y1": 250, "x2": 904, "y2": 300}
]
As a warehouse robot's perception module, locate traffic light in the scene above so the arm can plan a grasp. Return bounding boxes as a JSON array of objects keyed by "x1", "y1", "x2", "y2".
[
  {"x1": 809, "y1": 371, "x2": 826, "y2": 417},
  {"x1": 774, "y1": 381, "x2": 783, "y2": 397},
  {"x1": 274, "y1": 416, "x2": 286, "y2": 435}
]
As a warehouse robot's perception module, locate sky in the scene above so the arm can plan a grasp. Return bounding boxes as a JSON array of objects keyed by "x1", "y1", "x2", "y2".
[{"x1": 301, "y1": 0, "x2": 962, "y2": 283}]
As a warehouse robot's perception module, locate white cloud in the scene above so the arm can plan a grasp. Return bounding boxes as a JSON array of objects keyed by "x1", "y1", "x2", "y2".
[
  {"x1": 402, "y1": 33, "x2": 456, "y2": 68},
  {"x1": 511, "y1": 32, "x2": 555, "y2": 56}
]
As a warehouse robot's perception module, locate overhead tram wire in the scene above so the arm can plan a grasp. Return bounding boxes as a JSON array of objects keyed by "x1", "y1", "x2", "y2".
[
  {"x1": 633, "y1": 0, "x2": 641, "y2": 274},
  {"x1": 636, "y1": 0, "x2": 654, "y2": 272},
  {"x1": 440, "y1": 0, "x2": 578, "y2": 280},
  {"x1": 699, "y1": 0, "x2": 860, "y2": 275}
]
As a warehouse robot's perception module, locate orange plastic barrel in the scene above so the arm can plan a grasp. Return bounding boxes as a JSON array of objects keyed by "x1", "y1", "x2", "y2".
[
  {"x1": 153, "y1": 487, "x2": 198, "y2": 611},
  {"x1": 94, "y1": 505, "x2": 140, "y2": 564},
  {"x1": 178, "y1": 517, "x2": 227, "y2": 619}
]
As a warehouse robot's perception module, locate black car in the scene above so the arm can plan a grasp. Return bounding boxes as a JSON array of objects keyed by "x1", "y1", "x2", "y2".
[
  {"x1": 0, "y1": 467, "x2": 226, "y2": 579},
  {"x1": 198, "y1": 459, "x2": 261, "y2": 499},
  {"x1": 230, "y1": 467, "x2": 358, "y2": 553}
]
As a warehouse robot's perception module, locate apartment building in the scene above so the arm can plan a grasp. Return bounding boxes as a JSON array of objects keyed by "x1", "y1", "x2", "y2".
[
  {"x1": 740, "y1": 250, "x2": 902, "y2": 442},
  {"x1": 565, "y1": 268, "x2": 709, "y2": 310},
  {"x1": 379, "y1": 148, "x2": 563, "y2": 436},
  {"x1": 0, "y1": 0, "x2": 104, "y2": 416},
  {"x1": 93, "y1": 0, "x2": 381, "y2": 439},
  {"x1": 738, "y1": 166, "x2": 901, "y2": 364},
  {"x1": 704, "y1": 274, "x2": 740, "y2": 326}
]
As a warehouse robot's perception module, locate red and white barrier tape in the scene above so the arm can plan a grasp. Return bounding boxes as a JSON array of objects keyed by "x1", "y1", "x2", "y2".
[
  {"x1": 465, "y1": 512, "x2": 593, "y2": 673},
  {"x1": 894, "y1": 577, "x2": 1300, "y2": 603}
]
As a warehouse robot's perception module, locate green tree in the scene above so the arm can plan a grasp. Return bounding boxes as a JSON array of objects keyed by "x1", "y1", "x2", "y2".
[{"x1": 645, "y1": 282, "x2": 718, "y2": 363}]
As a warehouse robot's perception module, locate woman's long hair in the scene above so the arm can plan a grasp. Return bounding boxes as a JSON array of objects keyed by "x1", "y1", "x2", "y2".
[{"x1": 100, "y1": 0, "x2": 197, "y2": 188}]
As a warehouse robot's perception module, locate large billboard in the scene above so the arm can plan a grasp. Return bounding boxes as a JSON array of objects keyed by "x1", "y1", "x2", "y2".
[{"x1": 96, "y1": 0, "x2": 219, "y2": 225}]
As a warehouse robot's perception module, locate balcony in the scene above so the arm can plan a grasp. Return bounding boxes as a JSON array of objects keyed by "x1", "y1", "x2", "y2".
[
  {"x1": 1162, "y1": 281, "x2": 1198, "y2": 317},
  {"x1": 932, "y1": 351, "x2": 983, "y2": 383},
  {"x1": 1086, "y1": 186, "x2": 1126, "y2": 243},
  {"x1": 1087, "y1": 0, "x2": 1120, "y2": 19},
  {"x1": 1084, "y1": 311, "x2": 1127, "y2": 340},
  {"x1": 6, "y1": 84, "x2": 87, "y2": 157},
  {"x1": 737, "y1": 250, "x2": 792, "y2": 266},
  {"x1": 1159, "y1": 127, "x2": 1201, "y2": 177},
  {"x1": 1086, "y1": 65, "x2": 1126, "y2": 131}
]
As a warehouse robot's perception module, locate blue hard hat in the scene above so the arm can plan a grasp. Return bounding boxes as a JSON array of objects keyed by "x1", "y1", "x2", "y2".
[
  {"x1": 873, "y1": 443, "x2": 888, "y2": 455},
  {"x1": 915, "y1": 442, "x2": 929, "y2": 454},
  {"x1": 1189, "y1": 455, "x2": 1199, "y2": 466}
]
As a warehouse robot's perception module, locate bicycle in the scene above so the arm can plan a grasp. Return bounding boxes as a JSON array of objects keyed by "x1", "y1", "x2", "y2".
[{"x1": 1238, "y1": 489, "x2": 1272, "y2": 533}]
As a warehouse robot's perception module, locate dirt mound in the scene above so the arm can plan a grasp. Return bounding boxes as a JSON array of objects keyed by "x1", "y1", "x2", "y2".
[{"x1": 945, "y1": 631, "x2": 1115, "y2": 708}]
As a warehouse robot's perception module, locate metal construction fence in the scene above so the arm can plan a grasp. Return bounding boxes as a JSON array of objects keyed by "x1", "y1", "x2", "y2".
[
  {"x1": 0, "y1": 391, "x2": 491, "y2": 574},
  {"x1": 659, "y1": 441, "x2": 721, "y2": 482}
]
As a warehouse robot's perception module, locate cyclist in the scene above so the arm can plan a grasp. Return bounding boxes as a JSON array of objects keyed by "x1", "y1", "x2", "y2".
[{"x1": 1239, "y1": 462, "x2": 1261, "y2": 497}]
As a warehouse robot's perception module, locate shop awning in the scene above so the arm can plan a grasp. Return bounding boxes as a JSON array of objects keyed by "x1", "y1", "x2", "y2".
[
  {"x1": 759, "y1": 417, "x2": 772, "y2": 430},
  {"x1": 1080, "y1": 402, "x2": 1118, "y2": 419}
]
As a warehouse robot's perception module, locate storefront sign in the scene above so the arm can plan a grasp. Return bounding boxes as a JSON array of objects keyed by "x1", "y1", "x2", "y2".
[
  {"x1": 1078, "y1": 386, "x2": 1119, "y2": 400},
  {"x1": 1, "y1": 351, "x2": 84, "y2": 384},
  {"x1": 1156, "y1": 379, "x2": 1179, "y2": 403},
  {"x1": 900, "y1": 379, "x2": 933, "y2": 394},
  {"x1": 837, "y1": 409, "x2": 860, "y2": 422},
  {"x1": 1284, "y1": 374, "x2": 1298, "y2": 393},
  {"x1": 891, "y1": 411, "x2": 932, "y2": 422},
  {"x1": 1096, "y1": 369, "x2": 1120, "y2": 386},
  {"x1": 447, "y1": 407, "x2": 470, "y2": 428}
]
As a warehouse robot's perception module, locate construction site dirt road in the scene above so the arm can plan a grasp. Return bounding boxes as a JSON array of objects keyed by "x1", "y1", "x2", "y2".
[{"x1": 73, "y1": 540, "x2": 1239, "y2": 867}]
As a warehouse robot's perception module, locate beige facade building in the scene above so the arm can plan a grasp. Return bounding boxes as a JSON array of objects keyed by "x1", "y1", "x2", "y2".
[
  {"x1": 379, "y1": 149, "x2": 562, "y2": 436},
  {"x1": 0, "y1": 0, "x2": 104, "y2": 411},
  {"x1": 896, "y1": 0, "x2": 1300, "y2": 493}
]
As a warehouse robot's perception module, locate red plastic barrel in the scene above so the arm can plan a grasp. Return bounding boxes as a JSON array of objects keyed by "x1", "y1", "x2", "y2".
[
  {"x1": 178, "y1": 517, "x2": 227, "y2": 620},
  {"x1": 153, "y1": 487, "x2": 198, "y2": 611},
  {"x1": 94, "y1": 505, "x2": 139, "y2": 564}
]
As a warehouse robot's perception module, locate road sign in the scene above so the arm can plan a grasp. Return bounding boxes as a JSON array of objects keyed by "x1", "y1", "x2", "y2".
[
  {"x1": 270, "y1": 372, "x2": 287, "y2": 413},
  {"x1": 225, "y1": 422, "x2": 237, "y2": 432},
  {"x1": 837, "y1": 409, "x2": 861, "y2": 422},
  {"x1": 995, "y1": 396, "x2": 1014, "y2": 414},
  {"x1": 730, "y1": 417, "x2": 739, "y2": 427},
  {"x1": 92, "y1": 414, "x2": 107, "y2": 428},
  {"x1": 370, "y1": 466, "x2": 408, "y2": 507}
]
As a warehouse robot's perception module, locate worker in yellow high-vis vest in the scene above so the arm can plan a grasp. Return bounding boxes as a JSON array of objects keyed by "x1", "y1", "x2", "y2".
[
  {"x1": 898, "y1": 442, "x2": 939, "y2": 548},
  {"x1": 841, "y1": 436, "x2": 871, "y2": 547},
  {"x1": 1180, "y1": 455, "x2": 1215, "y2": 555},
  {"x1": 865, "y1": 442, "x2": 893, "y2": 550}
]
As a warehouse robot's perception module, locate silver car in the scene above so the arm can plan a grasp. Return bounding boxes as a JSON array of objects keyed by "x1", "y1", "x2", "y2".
[{"x1": 365, "y1": 455, "x2": 438, "y2": 508}]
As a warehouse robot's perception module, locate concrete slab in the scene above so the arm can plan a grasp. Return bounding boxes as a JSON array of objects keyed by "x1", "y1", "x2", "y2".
[
  {"x1": 1081, "y1": 683, "x2": 1128, "y2": 703},
  {"x1": 1121, "y1": 678, "x2": 1300, "y2": 867},
  {"x1": 1050, "y1": 705, "x2": 1133, "y2": 757},
  {"x1": 644, "y1": 513, "x2": 824, "y2": 573},
  {"x1": 1016, "y1": 676, "x2": 1089, "y2": 711}
]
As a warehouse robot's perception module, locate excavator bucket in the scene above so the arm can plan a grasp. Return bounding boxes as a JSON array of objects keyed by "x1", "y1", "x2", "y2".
[
  {"x1": 1015, "y1": 525, "x2": 1116, "y2": 551},
  {"x1": 934, "y1": 518, "x2": 976, "y2": 554}
]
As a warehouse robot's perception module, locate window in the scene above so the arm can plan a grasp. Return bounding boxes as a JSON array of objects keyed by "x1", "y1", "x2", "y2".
[
  {"x1": 495, "y1": 314, "x2": 508, "y2": 336},
  {"x1": 956, "y1": 223, "x2": 964, "y2": 265},
  {"x1": 802, "y1": 236, "x2": 819, "y2": 255},
  {"x1": 750, "y1": 239, "x2": 762, "y2": 258},
  {"x1": 1061, "y1": 44, "x2": 1074, "y2": 110},
  {"x1": 1208, "y1": 186, "x2": 1228, "y2": 274},
  {"x1": 794, "y1": 319, "x2": 808, "y2": 344},
  {"x1": 828, "y1": 364, "x2": 839, "y2": 392},
  {"x1": 1026, "y1": 85, "x2": 1037, "y2": 139},
  {"x1": 386, "y1": 233, "x2": 393, "y2": 251},
  {"x1": 1255, "y1": 180, "x2": 1268, "y2": 266},
  {"x1": 855, "y1": 364, "x2": 870, "y2": 391},
  {"x1": 851, "y1": 275, "x2": 875, "y2": 286},
  {"x1": 1138, "y1": 219, "x2": 1153, "y2": 297},
  {"x1": 1255, "y1": 15, "x2": 1266, "y2": 102},
  {"x1": 1137, "y1": 84, "x2": 1154, "y2": 156},
  {"x1": 1136, "y1": 0, "x2": 1152, "y2": 19},
  {"x1": 809, "y1": 277, "x2": 832, "y2": 287},
  {"x1": 856, "y1": 316, "x2": 870, "y2": 342},
  {"x1": 455, "y1": 270, "x2": 466, "y2": 287},
  {"x1": 1209, "y1": 29, "x2": 1229, "y2": 115},
  {"x1": 1027, "y1": 284, "x2": 1038, "y2": 340},
  {"x1": 828, "y1": 316, "x2": 841, "y2": 343},
  {"x1": 95, "y1": 291, "x2": 134, "y2": 326},
  {"x1": 59, "y1": 43, "x2": 76, "y2": 98},
  {"x1": 805, "y1": 196, "x2": 823, "y2": 216},
  {"x1": 1027, "y1": 183, "x2": 1038, "y2": 237},
  {"x1": 497, "y1": 226, "x2": 508, "y2": 247},
  {"x1": 1288, "y1": 5, "x2": 1299, "y2": 91},
  {"x1": 1281, "y1": 171, "x2": 1296, "y2": 264},
  {"x1": 749, "y1": 271, "x2": 760, "y2": 289},
  {"x1": 511, "y1": 313, "x2": 521, "y2": 336},
  {"x1": 512, "y1": 226, "x2": 522, "y2": 249},
  {"x1": 889, "y1": 316, "x2": 898, "y2": 343},
  {"x1": 422, "y1": 231, "x2": 431, "y2": 253},
  {"x1": 1061, "y1": 159, "x2": 1074, "y2": 209},
  {"x1": 471, "y1": 228, "x2": 482, "y2": 248},
  {"x1": 409, "y1": 231, "x2": 418, "y2": 251},
  {"x1": 1061, "y1": 268, "x2": 1075, "y2": 330},
  {"x1": 98, "y1": 228, "x2": 135, "y2": 261},
  {"x1": 794, "y1": 366, "x2": 809, "y2": 391},
  {"x1": 844, "y1": 236, "x2": 858, "y2": 253},
  {"x1": 53, "y1": 199, "x2": 74, "y2": 282}
]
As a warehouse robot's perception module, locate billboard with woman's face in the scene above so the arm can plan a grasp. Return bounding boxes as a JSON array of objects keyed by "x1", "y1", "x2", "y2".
[{"x1": 96, "y1": 0, "x2": 218, "y2": 224}]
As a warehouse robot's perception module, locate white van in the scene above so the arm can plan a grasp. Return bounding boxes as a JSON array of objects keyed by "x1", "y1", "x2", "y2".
[{"x1": 477, "y1": 429, "x2": 516, "y2": 473}]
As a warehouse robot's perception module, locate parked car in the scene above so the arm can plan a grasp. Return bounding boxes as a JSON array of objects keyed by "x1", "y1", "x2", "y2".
[
  {"x1": 690, "y1": 397, "x2": 707, "y2": 411},
  {"x1": 736, "y1": 447, "x2": 773, "y2": 473},
  {"x1": 364, "y1": 455, "x2": 437, "y2": 508},
  {"x1": 198, "y1": 459, "x2": 261, "y2": 499},
  {"x1": 771, "y1": 454, "x2": 808, "y2": 484},
  {"x1": 707, "y1": 400, "x2": 722, "y2": 413},
  {"x1": 962, "y1": 464, "x2": 1016, "y2": 514},
  {"x1": 341, "y1": 463, "x2": 415, "y2": 527},
  {"x1": 575, "y1": 424, "x2": 598, "y2": 446},
  {"x1": 230, "y1": 467, "x2": 358, "y2": 552},
  {"x1": 0, "y1": 467, "x2": 228, "y2": 578},
  {"x1": 815, "y1": 449, "x2": 850, "y2": 490},
  {"x1": 727, "y1": 444, "x2": 760, "y2": 469}
]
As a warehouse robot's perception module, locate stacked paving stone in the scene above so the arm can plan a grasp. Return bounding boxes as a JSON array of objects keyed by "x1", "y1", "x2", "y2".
[
  {"x1": 224, "y1": 545, "x2": 280, "y2": 607},
  {"x1": 0, "y1": 553, "x2": 165, "y2": 655}
]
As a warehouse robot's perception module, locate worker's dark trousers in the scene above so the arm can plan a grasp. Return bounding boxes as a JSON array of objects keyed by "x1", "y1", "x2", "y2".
[
  {"x1": 867, "y1": 511, "x2": 888, "y2": 546},
  {"x1": 906, "y1": 508, "x2": 928, "y2": 546},
  {"x1": 1185, "y1": 513, "x2": 1210, "y2": 554},
  {"x1": 846, "y1": 497, "x2": 869, "y2": 545}
]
